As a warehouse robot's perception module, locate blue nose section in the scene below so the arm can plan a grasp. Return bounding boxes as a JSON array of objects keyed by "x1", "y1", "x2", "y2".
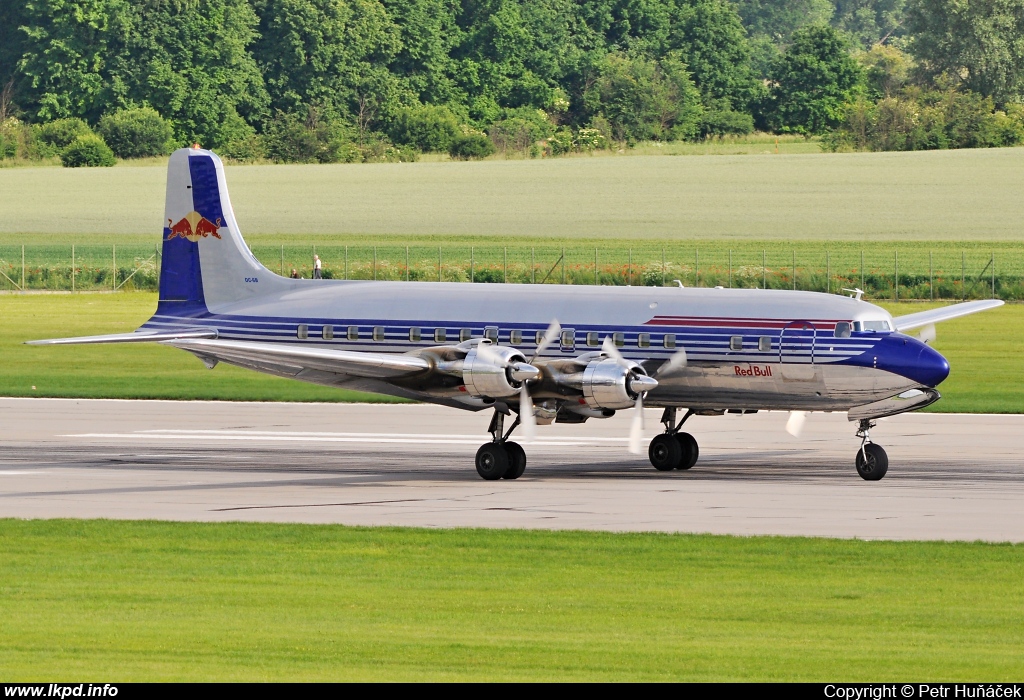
[{"x1": 872, "y1": 334, "x2": 950, "y2": 387}]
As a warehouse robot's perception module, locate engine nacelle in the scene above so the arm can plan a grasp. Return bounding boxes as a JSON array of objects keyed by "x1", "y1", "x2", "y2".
[
  {"x1": 463, "y1": 345, "x2": 529, "y2": 398},
  {"x1": 581, "y1": 358, "x2": 654, "y2": 410}
]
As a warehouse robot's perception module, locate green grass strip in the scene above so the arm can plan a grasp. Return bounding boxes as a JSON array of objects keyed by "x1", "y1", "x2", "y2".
[{"x1": 0, "y1": 519, "x2": 1021, "y2": 681}]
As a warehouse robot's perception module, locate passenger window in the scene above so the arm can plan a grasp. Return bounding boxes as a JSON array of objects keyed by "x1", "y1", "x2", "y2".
[
  {"x1": 460, "y1": 328, "x2": 472, "y2": 342},
  {"x1": 663, "y1": 334, "x2": 676, "y2": 349},
  {"x1": 587, "y1": 331, "x2": 599, "y2": 347},
  {"x1": 730, "y1": 336, "x2": 743, "y2": 351},
  {"x1": 322, "y1": 325, "x2": 334, "y2": 340},
  {"x1": 509, "y1": 329, "x2": 522, "y2": 345},
  {"x1": 534, "y1": 330, "x2": 544, "y2": 345},
  {"x1": 347, "y1": 326, "x2": 359, "y2": 341},
  {"x1": 560, "y1": 329, "x2": 575, "y2": 351},
  {"x1": 758, "y1": 336, "x2": 771, "y2": 352},
  {"x1": 373, "y1": 326, "x2": 385, "y2": 341},
  {"x1": 296, "y1": 324, "x2": 308, "y2": 340},
  {"x1": 637, "y1": 333, "x2": 650, "y2": 348},
  {"x1": 613, "y1": 332, "x2": 625, "y2": 347},
  {"x1": 834, "y1": 322, "x2": 852, "y2": 338},
  {"x1": 484, "y1": 327, "x2": 498, "y2": 342},
  {"x1": 409, "y1": 327, "x2": 421, "y2": 342},
  {"x1": 434, "y1": 328, "x2": 446, "y2": 343}
]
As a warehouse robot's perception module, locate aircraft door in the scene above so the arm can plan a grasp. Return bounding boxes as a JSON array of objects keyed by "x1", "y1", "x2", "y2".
[{"x1": 779, "y1": 321, "x2": 816, "y2": 365}]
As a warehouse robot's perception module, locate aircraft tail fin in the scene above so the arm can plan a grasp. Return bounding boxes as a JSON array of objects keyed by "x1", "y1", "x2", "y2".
[{"x1": 159, "y1": 147, "x2": 285, "y2": 316}]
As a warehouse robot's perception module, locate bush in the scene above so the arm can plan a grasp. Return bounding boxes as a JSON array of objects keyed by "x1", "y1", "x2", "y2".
[
  {"x1": 700, "y1": 106, "x2": 755, "y2": 137},
  {"x1": 448, "y1": 133, "x2": 495, "y2": 160},
  {"x1": 219, "y1": 133, "x2": 267, "y2": 162},
  {"x1": 60, "y1": 135, "x2": 116, "y2": 167},
  {"x1": 97, "y1": 107, "x2": 175, "y2": 158},
  {"x1": 388, "y1": 104, "x2": 461, "y2": 152},
  {"x1": 36, "y1": 118, "x2": 93, "y2": 154},
  {"x1": 488, "y1": 108, "x2": 555, "y2": 153},
  {"x1": 264, "y1": 110, "x2": 354, "y2": 163}
]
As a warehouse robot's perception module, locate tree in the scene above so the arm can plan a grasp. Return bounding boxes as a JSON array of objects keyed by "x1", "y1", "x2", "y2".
[
  {"x1": 831, "y1": 0, "x2": 907, "y2": 48},
  {"x1": 733, "y1": 0, "x2": 833, "y2": 41},
  {"x1": 907, "y1": 0, "x2": 1024, "y2": 106},
  {"x1": 765, "y1": 24, "x2": 865, "y2": 134}
]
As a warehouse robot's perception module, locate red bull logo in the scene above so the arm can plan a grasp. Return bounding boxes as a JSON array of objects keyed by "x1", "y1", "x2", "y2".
[{"x1": 166, "y1": 211, "x2": 223, "y2": 242}]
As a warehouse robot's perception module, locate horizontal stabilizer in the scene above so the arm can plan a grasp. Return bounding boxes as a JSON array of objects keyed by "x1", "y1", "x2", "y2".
[
  {"x1": 168, "y1": 339, "x2": 432, "y2": 379},
  {"x1": 892, "y1": 299, "x2": 1004, "y2": 331},
  {"x1": 26, "y1": 329, "x2": 217, "y2": 346}
]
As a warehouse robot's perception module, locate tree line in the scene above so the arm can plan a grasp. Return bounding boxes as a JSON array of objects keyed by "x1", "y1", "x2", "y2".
[{"x1": 2, "y1": 0, "x2": 1024, "y2": 165}]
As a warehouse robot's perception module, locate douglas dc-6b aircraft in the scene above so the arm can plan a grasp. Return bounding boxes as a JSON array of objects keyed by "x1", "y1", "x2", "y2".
[{"x1": 31, "y1": 147, "x2": 1003, "y2": 481}]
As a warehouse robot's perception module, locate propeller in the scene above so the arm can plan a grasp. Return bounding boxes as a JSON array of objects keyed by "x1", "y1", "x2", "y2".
[
  {"x1": 529, "y1": 319, "x2": 561, "y2": 362},
  {"x1": 655, "y1": 347, "x2": 688, "y2": 378},
  {"x1": 786, "y1": 410, "x2": 806, "y2": 437},
  {"x1": 602, "y1": 336, "x2": 659, "y2": 454},
  {"x1": 918, "y1": 323, "x2": 936, "y2": 345},
  {"x1": 475, "y1": 335, "x2": 545, "y2": 443}
]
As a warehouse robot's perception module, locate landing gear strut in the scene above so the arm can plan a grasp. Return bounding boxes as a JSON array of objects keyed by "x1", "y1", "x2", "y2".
[
  {"x1": 648, "y1": 407, "x2": 699, "y2": 472},
  {"x1": 855, "y1": 419, "x2": 888, "y2": 481},
  {"x1": 475, "y1": 408, "x2": 527, "y2": 481}
]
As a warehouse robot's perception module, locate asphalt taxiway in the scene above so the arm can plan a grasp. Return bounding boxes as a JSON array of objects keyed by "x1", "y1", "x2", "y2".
[{"x1": 1, "y1": 398, "x2": 1022, "y2": 541}]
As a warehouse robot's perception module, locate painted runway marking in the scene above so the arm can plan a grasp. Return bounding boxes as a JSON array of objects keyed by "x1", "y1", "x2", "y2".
[{"x1": 63, "y1": 431, "x2": 624, "y2": 447}]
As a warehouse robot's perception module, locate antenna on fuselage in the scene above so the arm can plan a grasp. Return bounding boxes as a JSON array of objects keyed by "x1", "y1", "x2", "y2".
[{"x1": 842, "y1": 288, "x2": 865, "y2": 300}]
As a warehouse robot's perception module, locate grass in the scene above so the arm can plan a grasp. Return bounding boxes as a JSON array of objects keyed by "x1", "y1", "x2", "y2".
[
  {"x1": 1, "y1": 293, "x2": 1019, "y2": 412},
  {"x1": 3, "y1": 147, "x2": 1024, "y2": 240},
  {"x1": 0, "y1": 519, "x2": 1021, "y2": 681}
]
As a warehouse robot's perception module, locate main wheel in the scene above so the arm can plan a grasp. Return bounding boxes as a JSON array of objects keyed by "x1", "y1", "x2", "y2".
[
  {"x1": 503, "y1": 441, "x2": 527, "y2": 480},
  {"x1": 855, "y1": 443, "x2": 888, "y2": 481},
  {"x1": 676, "y1": 432, "x2": 699, "y2": 470},
  {"x1": 649, "y1": 434, "x2": 682, "y2": 471},
  {"x1": 476, "y1": 443, "x2": 509, "y2": 480}
]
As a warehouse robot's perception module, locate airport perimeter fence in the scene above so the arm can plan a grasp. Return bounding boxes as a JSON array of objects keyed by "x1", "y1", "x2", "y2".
[{"x1": 1, "y1": 243, "x2": 1022, "y2": 302}]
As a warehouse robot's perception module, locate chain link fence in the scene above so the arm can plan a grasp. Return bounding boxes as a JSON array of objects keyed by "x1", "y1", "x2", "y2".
[{"x1": 1, "y1": 243, "x2": 1019, "y2": 301}]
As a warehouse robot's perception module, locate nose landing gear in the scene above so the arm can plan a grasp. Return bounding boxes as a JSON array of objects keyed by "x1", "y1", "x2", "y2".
[
  {"x1": 648, "y1": 408, "x2": 699, "y2": 471},
  {"x1": 855, "y1": 419, "x2": 888, "y2": 480},
  {"x1": 475, "y1": 408, "x2": 528, "y2": 480}
]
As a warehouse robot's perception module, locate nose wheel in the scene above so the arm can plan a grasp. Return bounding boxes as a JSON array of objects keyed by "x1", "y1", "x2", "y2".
[
  {"x1": 855, "y1": 419, "x2": 888, "y2": 480},
  {"x1": 475, "y1": 409, "x2": 528, "y2": 480}
]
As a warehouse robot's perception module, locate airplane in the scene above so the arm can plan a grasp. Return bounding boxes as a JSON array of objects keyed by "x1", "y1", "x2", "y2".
[{"x1": 30, "y1": 146, "x2": 1004, "y2": 481}]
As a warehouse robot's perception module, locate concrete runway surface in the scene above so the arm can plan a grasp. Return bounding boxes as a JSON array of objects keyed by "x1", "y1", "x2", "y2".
[{"x1": 1, "y1": 398, "x2": 1022, "y2": 541}]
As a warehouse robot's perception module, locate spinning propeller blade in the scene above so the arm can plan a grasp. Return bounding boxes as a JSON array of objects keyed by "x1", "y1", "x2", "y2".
[
  {"x1": 530, "y1": 319, "x2": 561, "y2": 362},
  {"x1": 656, "y1": 348, "x2": 688, "y2": 377},
  {"x1": 786, "y1": 410, "x2": 807, "y2": 437}
]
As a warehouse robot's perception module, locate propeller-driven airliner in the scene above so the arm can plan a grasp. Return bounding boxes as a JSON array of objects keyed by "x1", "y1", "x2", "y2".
[{"x1": 30, "y1": 147, "x2": 1003, "y2": 481}]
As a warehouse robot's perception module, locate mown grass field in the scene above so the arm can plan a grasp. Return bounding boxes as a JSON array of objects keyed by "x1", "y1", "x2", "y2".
[
  {"x1": 2, "y1": 147, "x2": 1024, "y2": 240},
  {"x1": 0, "y1": 519, "x2": 1021, "y2": 681},
  {"x1": 1, "y1": 293, "x2": 1019, "y2": 412}
]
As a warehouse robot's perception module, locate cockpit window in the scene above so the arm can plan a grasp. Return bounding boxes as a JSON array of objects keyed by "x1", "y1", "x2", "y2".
[
  {"x1": 834, "y1": 322, "x2": 851, "y2": 338},
  {"x1": 854, "y1": 320, "x2": 891, "y2": 332}
]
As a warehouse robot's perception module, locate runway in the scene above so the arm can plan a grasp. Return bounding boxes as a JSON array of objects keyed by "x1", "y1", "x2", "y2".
[{"x1": 1, "y1": 397, "x2": 1023, "y2": 541}]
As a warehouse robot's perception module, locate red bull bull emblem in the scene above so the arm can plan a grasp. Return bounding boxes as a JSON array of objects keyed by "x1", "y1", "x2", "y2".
[{"x1": 166, "y1": 211, "x2": 223, "y2": 242}]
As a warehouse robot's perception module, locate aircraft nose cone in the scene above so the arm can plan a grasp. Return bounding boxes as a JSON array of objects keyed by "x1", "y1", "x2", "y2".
[
  {"x1": 509, "y1": 363, "x2": 541, "y2": 383},
  {"x1": 629, "y1": 374, "x2": 659, "y2": 394},
  {"x1": 875, "y1": 335, "x2": 950, "y2": 387}
]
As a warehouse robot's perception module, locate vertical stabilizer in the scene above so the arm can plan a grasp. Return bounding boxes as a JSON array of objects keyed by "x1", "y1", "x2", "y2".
[{"x1": 159, "y1": 147, "x2": 284, "y2": 316}]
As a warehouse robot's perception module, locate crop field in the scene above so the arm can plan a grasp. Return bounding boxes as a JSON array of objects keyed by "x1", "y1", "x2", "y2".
[
  {"x1": 1, "y1": 293, "x2": 1019, "y2": 412},
  {"x1": 0, "y1": 519, "x2": 1021, "y2": 681},
  {"x1": 2, "y1": 147, "x2": 1024, "y2": 240}
]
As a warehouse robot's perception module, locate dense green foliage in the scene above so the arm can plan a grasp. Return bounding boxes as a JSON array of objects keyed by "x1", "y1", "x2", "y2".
[
  {"x1": 1, "y1": 0, "x2": 1023, "y2": 159},
  {"x1": 58, "y1": 135, "x2": 116, "y2": 168}
]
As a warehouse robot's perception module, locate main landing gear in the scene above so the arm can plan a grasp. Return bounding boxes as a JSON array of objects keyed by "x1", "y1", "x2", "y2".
[
  {"x1": 475, "y1": 408, "x2": 527, "y2": 481},
  {"x1": 855, "y1": 419, "x2": 888, "y2": 481},
  {"x1": 648, "y1": 407, "x2": 699, "y2": 472}
]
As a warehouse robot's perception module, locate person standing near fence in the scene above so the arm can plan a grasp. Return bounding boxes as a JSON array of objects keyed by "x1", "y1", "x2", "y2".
[{"x1": 313, "y1": 254, "x2": 322, "y2": 279}]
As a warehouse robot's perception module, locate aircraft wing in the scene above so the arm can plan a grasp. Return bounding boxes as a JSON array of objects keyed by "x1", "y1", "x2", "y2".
[
  {"x1": 26, "y1": 329, "x2": 218, "y2": 345},
  {"x1": 167, "y1": 338, "x2": 432, "y2": 380},
  {"x1": 892, "y1": 300, "x2": 1004, "y2": 332}
]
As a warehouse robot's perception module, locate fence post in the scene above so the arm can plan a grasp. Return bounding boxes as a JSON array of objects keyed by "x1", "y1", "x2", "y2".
[
  {"x1": 992, "y1": 252, "x2": 995, "y2": 298},
  {"x1": 929, "y1": 251, "x2": 933, "y2": 301},
  {"x1": 728, "y1": 250, "x2": 732, "y2": 288},
  {"x1": 695, "y1": 249, "x2": 699, "y2": 287},
  {"x1": 894, "y1": 250, "x2": 898, "y2": 302},
  {"x1": 860, "y1": 250, "x2": 864, "y2": 292},
  {"x1": 72, "y1": 245, "x2": 75, "y2": 293},
  {"x1": 561, "y1": 247, "x2": 565, "y2": 285},
  {"x1": 373, "y1": 246, "x2": 377, "y2": 281},
  {"x1": 762, "y1": 249, "x2": 766, "y2": 290},
  {"x1": 792, "y1": 250, "x2": 796, "y2": 291},
  {"x1": 594, "y1": 248, "x2": 598, "y2": 286},
  {"x1": 438, "y1": 246, "x2": 442, "y2": 282},
  {"x1": 112, "y1": 244, "x2": 116, "y2": 291},
  {"x1": 961, "y1": 251, "x2": 965, "y2": 301},
  {"x1": 826, "y1": 250, "x2": 830, "y2": 294},
  {"x1": 406, "y1": 246, "x2": 409, "y2": 282},
  {"x1": 344, "y1": 246, "x2": 348, "y2": 280},
  {"x1": 504, "y1": 247, "x2": 508, "y2": 284},
  {"x1": 22, "y1": 244, "x2": 25, "y2": 292},
  {"x1": 280, "y1": 245, "x2": 284, "y2": 276},
  {"x1": 531, "y1": 247, "x2": 535, "y2": 284},
  {"x1": 470, "y1": 246, "x2": 474, "y2": 283},
  {"x1": 661, "y1": 248, "x2": 666, "y2": 287},
  {"x1": 628, "y1": 248, "x2": 632, "y2": 286}
]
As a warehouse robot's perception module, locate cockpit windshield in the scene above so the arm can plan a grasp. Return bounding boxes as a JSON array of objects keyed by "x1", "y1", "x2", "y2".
[{"x1": 853, "y1": 320, "x2": 891, "y2": 332}]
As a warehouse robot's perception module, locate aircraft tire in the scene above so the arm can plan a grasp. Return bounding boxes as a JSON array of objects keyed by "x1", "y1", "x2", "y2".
[
  {"x1": 649, "y1": 434, "x2": 682, "y2": 471},
  {"x1": 476, "y1": 443, "x2": 510, "y2": 480},
  {"x1": 855, "y1": 443, "x2": 888, "y2": 481},
  {"x1": 676, "y1": 433, "x2": 699, "y2": 470},
  {"x1": 503, "y1": 442, "x2": 527, "y2": 480}
]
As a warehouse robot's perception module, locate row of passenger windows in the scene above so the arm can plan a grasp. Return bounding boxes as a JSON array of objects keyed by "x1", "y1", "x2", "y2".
[{"x1": 294, "y1": 324, "x2": 812, "y2": 351}]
